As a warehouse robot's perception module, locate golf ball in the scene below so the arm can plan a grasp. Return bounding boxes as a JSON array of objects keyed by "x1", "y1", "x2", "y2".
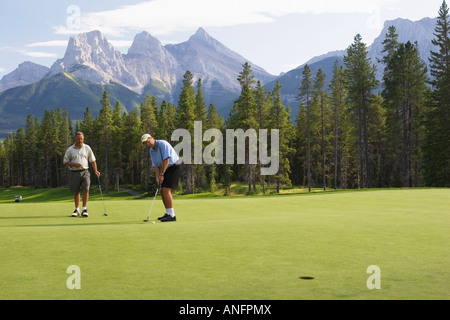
[{"x1": 152, "y1": 221, "x2": 155, "y2": 224}]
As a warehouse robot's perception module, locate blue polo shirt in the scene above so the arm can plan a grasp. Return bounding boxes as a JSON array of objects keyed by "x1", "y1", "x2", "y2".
[{"x1": 150, "y1": 140, "x2": 179, "y2": 168}]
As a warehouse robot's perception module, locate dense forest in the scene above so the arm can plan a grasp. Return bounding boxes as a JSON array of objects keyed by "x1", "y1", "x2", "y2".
[{"x1": 1, "y1": 3, "x2": 450, "y2": 193}]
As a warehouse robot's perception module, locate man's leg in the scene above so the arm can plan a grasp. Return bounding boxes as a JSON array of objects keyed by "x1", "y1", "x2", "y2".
[
  {"x1": 160, "y1": 187, "x2": 176, "y2": 221},
  {"x1": 72, "y1": 192, "x2": 81, "y2": 216},
  {"x1": 80, "y1": 171, "x2": 90, "y2": 217},
  {"x1": 80, "y1": 190, "x2": 90, "y2": 217},
  {"x1": 159, "y1": 165, "x2": 180, "y2": 222},
  {"x1": 161, "y1": 187, "x2": 173, "y2": 209},
  {"x1": 82, "y1": 190, "x2": 89, "y2": 208},
  {"x1": 74, "y1": 192, "x2": 80, "y2": 208},
  {"x1": 70, "y1": 172, "x2": 81, "y2": 216}
]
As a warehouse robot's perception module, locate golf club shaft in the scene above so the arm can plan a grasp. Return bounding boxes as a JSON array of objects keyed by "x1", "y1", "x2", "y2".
[
  {"x1": 98, "y1": 177, "x2": 107, "y2": 215},
  {"x1": 145, "y1": 187, "x2": 159, "y2": 221}
]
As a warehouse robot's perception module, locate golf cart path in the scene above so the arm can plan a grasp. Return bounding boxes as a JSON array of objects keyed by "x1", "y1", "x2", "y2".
[{"x1": 120, "y1": 188, "x2": 143, "y2": 197}]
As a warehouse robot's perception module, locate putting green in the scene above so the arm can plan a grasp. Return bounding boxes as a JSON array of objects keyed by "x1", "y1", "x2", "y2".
[{"x1": 0, "y1": 189, "x2": 448, "y2": 300}]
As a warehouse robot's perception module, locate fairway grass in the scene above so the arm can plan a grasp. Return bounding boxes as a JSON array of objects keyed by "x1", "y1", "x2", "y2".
[{"x1": 0, "y1": 189, "x2": 448, "y2": 300}]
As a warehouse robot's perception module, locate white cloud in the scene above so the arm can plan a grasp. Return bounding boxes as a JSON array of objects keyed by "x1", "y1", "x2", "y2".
[
  {"x1": 26, "y1": 40, "x2": 69, "y2": 48},
  {"x1": 24, "y1": 37, "x2": 131, "y2": 58},
  {"x1": 53, "y1": 0, "x2": 400, "y2": 37},
  {"x1": 0, "y1": 46, "x2": 58, "y2": 59},
  {"x1": 19, "y1": 50, "x2": 58, "y2": 58},
  {"x1": 109, "y1": 40, "x2": 133, "y2": 48}
]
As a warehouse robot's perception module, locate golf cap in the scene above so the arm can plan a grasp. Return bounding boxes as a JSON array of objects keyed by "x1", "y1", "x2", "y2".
[{"x1": 141, "y1": 134, "x2": 152, "y2": 143}]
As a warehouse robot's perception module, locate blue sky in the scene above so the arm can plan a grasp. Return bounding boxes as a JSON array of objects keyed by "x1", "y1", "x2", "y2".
[{"x1": 0, "y1": 0, "x2": 444, "y2": 78}]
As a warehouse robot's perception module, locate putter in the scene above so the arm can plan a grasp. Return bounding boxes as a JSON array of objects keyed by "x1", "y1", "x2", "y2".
[
  {"x1": 143, "y1": 185, "x2": 160, "y2": 223},
  {"x1": 98, "y1": 177, "x2": 108, "y2": 217}
]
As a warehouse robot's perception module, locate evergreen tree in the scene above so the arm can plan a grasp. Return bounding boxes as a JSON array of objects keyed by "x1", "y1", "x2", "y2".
[
  {"x1": 157, "y1": 100, "x2": 170, "y2": 141},
  {"x1": 0, "y1": 140, "x2": 5, "y2": 187},
  {"x1": 158, "y1": 100, "x2": 178, "y2": 143},
  {"x1": 177, "y1": 71, "x2": 196, "y2": 193},
  {"x1": 205, "y1": 104, "x2": 225, "y2": 192},
  {"x1": 424, "y1": 0, "x2": 450, "y2": 186},
  {"x1": 344, "y1": 34, "x2": 379, "y2": 188},
  {"x1": 3, "y1": 135, "x2": 15, "y2": 186},
  {"x1": 329, "y1": 61, "x2": 351, "y2": 189},
  {"x1": 96, "y1": 91, "x2": 113, "y2": 193},
  {"x1": 229, "y1": 62, "x2": 258, "y2": 130},
  {"x1": 79, "y1": 107, "x2": 95, "y2": 146},
  {"x1": 111, "y1": 102, "x2": 124, "y2": 191},
  {"x1": 58, "y1": 109, "x2": 72, "y2": 152},
  {"x1": 368, "y1": 94, "x2": 387, "y2": 187},
  {"x1": 24, "y1": 115, "x2": 39, "y2": 186},
  {"x1": 193, "y1": 78, "x2": 208, "y2": 191},
  {"x1": 313, "y1": 69, "x2": 330, "y2": 190},
  {"x1": 195, "y1": 79, "x2": 207, "y2": 122},
  {"x1": 14, "y1": 128, "x2": 25, "y2": 186},
  {"x1": 381, "y1": 26, "x2": 402, "y2": 186},
  {"x1": 39, "y1": 110, "x2": 61, "y2": 187},
  {"x1": 270, "y1": 81, "x2": 294, "y2": 193},
  {"x1": 122, "y1": 107, "x2": 143, "y2": 187},
  {"x1": 139, "y1": 96, "x2": 159, "y2": 190},
  {"x1": 254, "y1": 81, "x2": 271, "y2": 193},
  {"x1": 54, "y1": 109, "x2": 72, "y2": 187},
  {"x1": 255, "y1": 81, "x2": 270, "y2": 130},
  {"x1": 380, "y1": 26, "x2": 400, "y2": 66},
  {"x1": 297, "y1": 64, "x2": 313, "y2": 192},
  {"x1": 177, "y1": 71, "x2": 196, "y2": 132},
  {"x1": 383, "y1": 40, "x2": 428, "y2": 187},
  {"x1": 228, "y1": 62, "x2": 259, "y2": 192},
  {"x1": 206, "y1": 104, "x2": 225, "y2": 129},
  {"x1": 140, "y1": 95, "x2": 158, "y2": 135},
  {"x1": 294, "y1": 103, "x2": 307, "y2": 186}
]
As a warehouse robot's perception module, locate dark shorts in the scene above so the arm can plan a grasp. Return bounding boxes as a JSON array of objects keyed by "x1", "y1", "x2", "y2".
[
  {"x1": 162, "y1": 164, "x2": 181, "y2": 190},
  {"x1": 69, "y1": 170, "x2": 91, "y2": 194}
]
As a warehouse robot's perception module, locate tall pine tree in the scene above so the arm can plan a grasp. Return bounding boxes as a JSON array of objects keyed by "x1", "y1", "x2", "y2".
[
  {"x1": 329, "y1": 61, "x2": 351, "y2": 189},
  {"x1": 228, "y1": 63, "x2": 259, "y2": 192},
  {"x1": 424, "y1": 0, "x2": 450, "y2": 186},
  {"x1": 177, "y1": 71, "x2": 196, "y2": 193},
  {"x1": 96, "y1": 91, "x2": 113, "y2": 193},
  {"x1": 270, "y1": 82, "x2": 294, "y2": 193},
  {"x1": 297, "y1": 64, "x2": 313, "y2": 192},
  {"x1": 383, "y1": 39, "x2": 428, "y2": 187},
  {"x1": 313, "y1": 69, "x2": 330, "y2": 191},
  {"x1": 344, "y1": 34, "x2": 379, "y2": 188}
]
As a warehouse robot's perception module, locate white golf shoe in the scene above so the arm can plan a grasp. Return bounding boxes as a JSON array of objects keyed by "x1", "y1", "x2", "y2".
[{"x1": 72, "y1": 209, "x2": 80, "y2": 217}]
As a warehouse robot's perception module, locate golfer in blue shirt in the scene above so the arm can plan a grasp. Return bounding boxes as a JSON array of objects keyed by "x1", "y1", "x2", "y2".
[{"x1": 141, "y1": 134, "x2": 181, "y2": 222}]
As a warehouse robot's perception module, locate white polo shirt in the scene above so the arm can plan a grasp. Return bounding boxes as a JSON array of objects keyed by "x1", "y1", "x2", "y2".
[{"x1": 63, "y1": 143, "x2": 96, "y2": 171}]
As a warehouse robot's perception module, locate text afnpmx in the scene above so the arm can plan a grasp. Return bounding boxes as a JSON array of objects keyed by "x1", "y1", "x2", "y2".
[{"x1": 179, "y1": 304, "x2": 272, "y2": 317}]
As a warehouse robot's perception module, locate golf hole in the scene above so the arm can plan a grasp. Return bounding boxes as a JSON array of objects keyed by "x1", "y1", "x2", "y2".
[{"x1": 299, "y1": 276, "x2": 314, "y2": 280}]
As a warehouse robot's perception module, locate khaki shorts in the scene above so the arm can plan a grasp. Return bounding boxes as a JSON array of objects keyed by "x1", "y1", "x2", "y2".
[{"x1": 69, "y1": 170, "x2": 91, "y2": 194}]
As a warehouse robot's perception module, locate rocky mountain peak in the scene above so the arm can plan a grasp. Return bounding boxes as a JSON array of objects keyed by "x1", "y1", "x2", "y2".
[
  {"x1": 368, "y1": 17, "x2": 437, "y2": 79},
  {"x1": 370, "y1": 17, "x2": 436, "y2": 57},
  {"x1": 127, "y1": 31, "x2": 164, "y2": 57},
  {"x1": 166, "y1": 28, "x2": 275, "y2": 91},
  {"x1": 49, "y1": 30, "x2": 139, "y2": 90},
  {"x1": 0, "y1": 61, "x2": 50, "y2": 92},
  {"x1": 0, "y1": 17, "x2": 442, "y2": 135},
  {"x1": 62, "y1": 30, "x2": 121, "y2": 67},
  {"x1": 189, "y1": 27, "x2": 219, "y2": 46},
  {"x1": 124, "y1": 31, "x2": 182, "y2": 93}
]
